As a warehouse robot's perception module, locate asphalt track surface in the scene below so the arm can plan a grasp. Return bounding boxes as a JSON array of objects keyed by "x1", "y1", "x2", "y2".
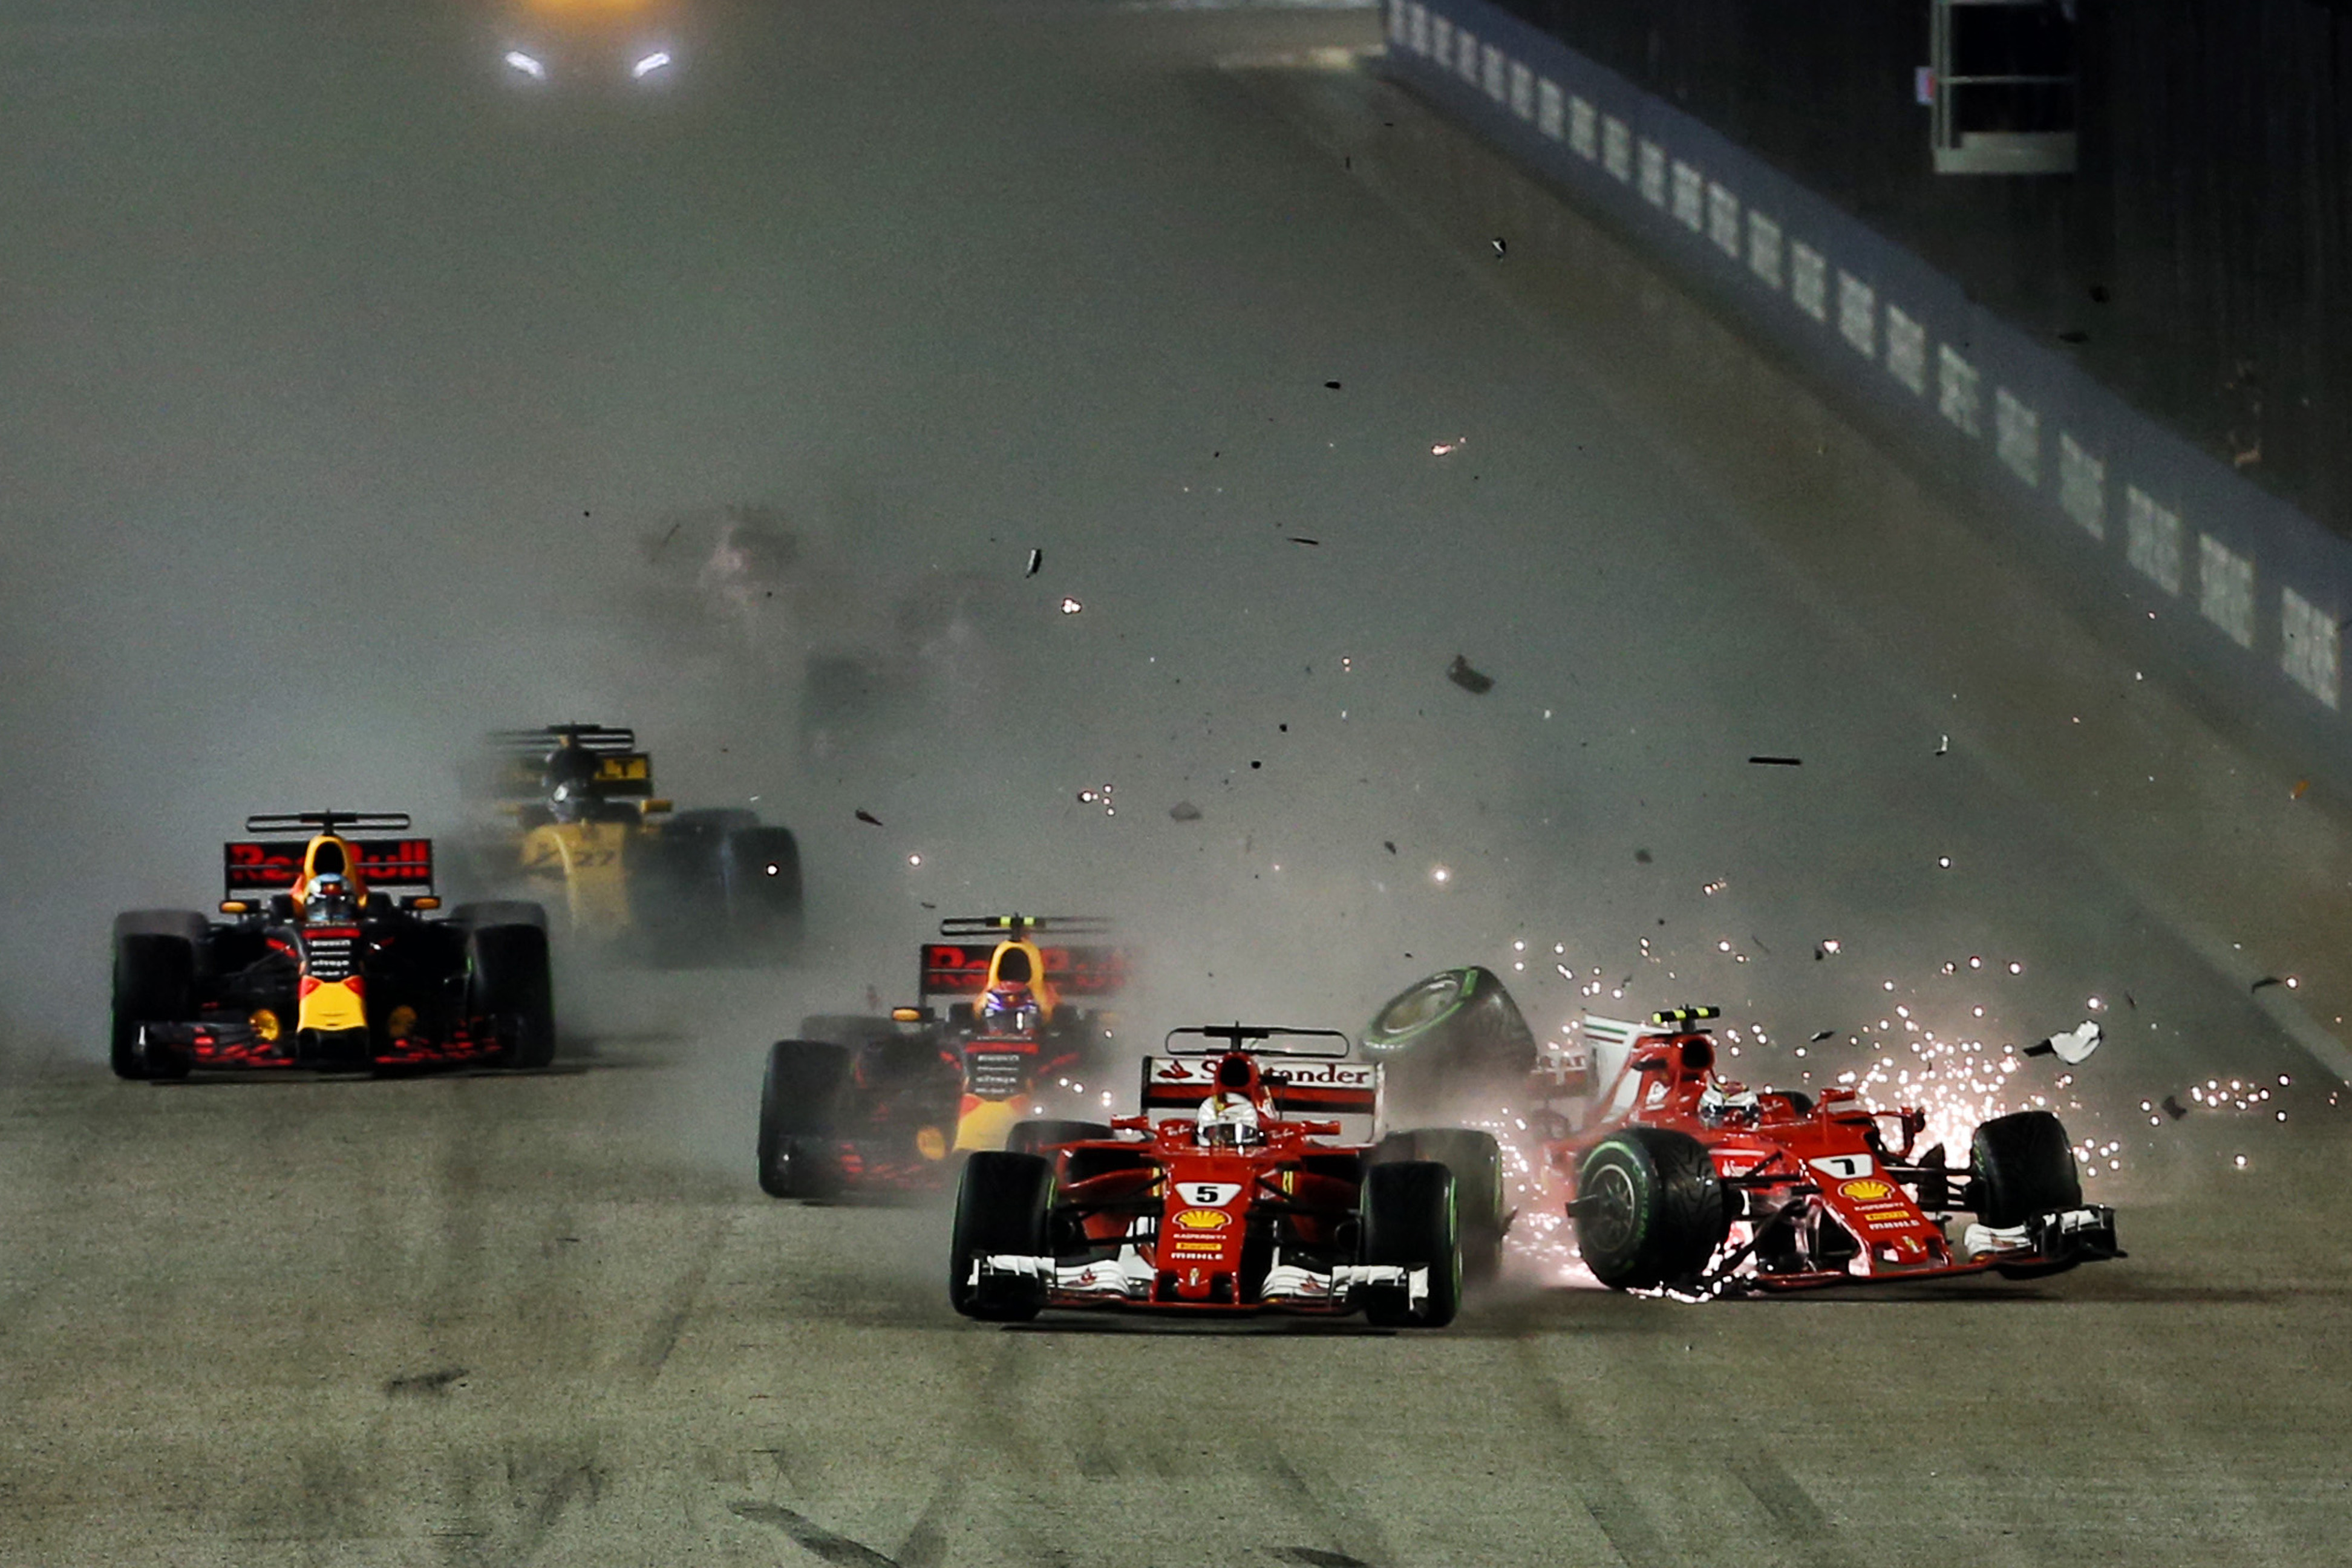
[{"x1": 5, "y1": 2, "x2": 2351, "y2": 1564}]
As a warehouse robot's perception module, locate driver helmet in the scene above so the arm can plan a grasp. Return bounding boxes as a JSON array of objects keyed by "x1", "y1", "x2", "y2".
[
  {"x1": 305, "y1": 871, "x2": 357, "y2": 924},
  {"x1": 978, "y1": 987, "x2": 1040, "y2": 1035},
  {"x1": 547, "y1": 779, "x2": 590, "y2": 823},
  {"x1": 1195, "y1": 1091, "x2": 1263, "y2": 1148},
  {"x1": 1698, "y1": 1079, "x2": 1760, "y2": 1126}
]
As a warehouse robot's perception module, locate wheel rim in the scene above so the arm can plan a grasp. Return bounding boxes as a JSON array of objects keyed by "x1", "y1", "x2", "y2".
[{"x1": 1583, "y1": 1161, "x2": 1640, "y2": 1256}]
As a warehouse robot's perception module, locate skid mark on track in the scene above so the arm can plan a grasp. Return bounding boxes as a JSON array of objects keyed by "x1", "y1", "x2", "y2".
[
  {"x1": 1507, "y1": 1340, "x2": 1673, "y2": 1567},
  {"x1": 731, "y1": 1501, "x2": 904, "y2": 1566},
  {"x1": 384, "y1": 1366, "x2": 468, "y2": 1397},
  {"x1": 638, "y1": 1208, "x2": 733, "y2": 1378},
  {"x1": 1728, "y1": 1452, "x2": 1850, "y2": 1566},
  {"x1": 1269, "y1": 1545, "x2": 1376, "y2": 1567},
  {"x1": 893, "y1": 1471, "x2": 964, "y2": 1568},
  {"x1": 1259, "y1": 1447, "x2": 1394, "y2": 1568}
]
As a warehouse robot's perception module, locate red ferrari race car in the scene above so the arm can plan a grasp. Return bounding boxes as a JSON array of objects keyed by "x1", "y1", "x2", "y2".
[
  {"x1": 1543, "y1": 1007, "x2": 2123, "y2": 1294},
  {"x1": 948, "y1": 1026, "x2": 1503, "y2": 1327},
  {"x1": 754, "y1": 916, "x2": 1132, "y2": 1197},
  {"x1": 109, "y1": 812, "x2": 555, "y2": 1077}
]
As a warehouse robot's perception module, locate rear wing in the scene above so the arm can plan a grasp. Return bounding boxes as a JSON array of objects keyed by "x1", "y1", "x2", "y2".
[
  {"x1": 919, "y1": 941, "x2": 1131, "y2": 1001},
  {"x1": 224, "y1": 837, "x2": 436, "y2": 897},
  {"x1": 1138, "y1": 1056, "x2": 1383, "y2": 1141},
  {"x1": 479, "y1": 725, "x2": 655, "y2": 801}
]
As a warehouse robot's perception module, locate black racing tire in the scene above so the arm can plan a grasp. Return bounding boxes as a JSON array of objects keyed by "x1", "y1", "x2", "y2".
[
  {"x1": 1573, "y1": 1128, "x2": 1730, "y2": 1291},
  {"x1": 1378, "y1": 1128, "x2": 1508, "y2": 1282},
  {"x1": 950, "y1": 1151, "x2": 1054, "y2": 1321},
  {"x1": 721, "y1": 826, "x2": 803, "y2": 956},
  {"x1": 1005, "y1": 1119, "x2": 1116, "y2": 1157},
  {"x1": 1359, "y1": 1160, "x2": 1461, "y2": 1328},
  {"x1": 450, "y1": 900, "x2": 549, "y2": 931},
  {"x1": 1361, "y1": 967, "x2": 1537, "y2": 1118},
  {"x1": 756, "y1": 1040, "x2": 852, "y2": 1198},
  {"x1": 1970, "y1": 1111, "x2": 2082, "y2": 1228},
  {"x1": 467, "y1": 923, "x2": 555, "y2": 1069},
  {"x1": 111, "y1": 930, "x2": 197, "y2": 1081},
  {"x1": 797, "y1": 1014, "x2": 908, "y2": 1050}
]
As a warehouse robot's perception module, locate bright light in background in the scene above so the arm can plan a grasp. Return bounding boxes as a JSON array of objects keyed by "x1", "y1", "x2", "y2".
[
  {"x1": 631, "y1": 51, "x2": 672, "y2": 78},
  {"x1": 503, "y1": 50, "x2": 547, "y2": 78}
]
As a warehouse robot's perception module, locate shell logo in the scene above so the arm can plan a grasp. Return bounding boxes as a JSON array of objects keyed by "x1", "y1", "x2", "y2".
[
  {"x1": 1840, "y1": 1178, "x2": 1898, "y2": 1203},
  {"x1": 1172, "y1": 1207, "x2": 1230, "y2": 1231}
]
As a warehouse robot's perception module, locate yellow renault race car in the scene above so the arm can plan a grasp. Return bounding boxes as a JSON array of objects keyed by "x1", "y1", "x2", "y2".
[
  {"x1": 109, "y1": 811, "x2": 555, "y2": 1077},
  {"x1": 459, "y1": 724, "x2": 803, "y2": 963}
]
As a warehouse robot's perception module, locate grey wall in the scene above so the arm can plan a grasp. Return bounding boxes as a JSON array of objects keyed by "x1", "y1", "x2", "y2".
[
  {"x1": 1382, "y1": 0, "x2": 2352, "y2": 781},
  {"x1": 1477, "y1": 0, "x2": 2352, "y2": 536}
]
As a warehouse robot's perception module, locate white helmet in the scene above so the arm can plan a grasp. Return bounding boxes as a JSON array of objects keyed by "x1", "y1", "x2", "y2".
[{"x1": 1195, "y1": 1091, "x2": 1262, "y2": 1148}]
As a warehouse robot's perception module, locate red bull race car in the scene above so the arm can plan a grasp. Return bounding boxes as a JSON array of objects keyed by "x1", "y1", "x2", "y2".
[
  {"x1": 1544, "y1": 1007, "x2": 2123, "y2": 1293},
  {"x1": 754, "y1": 916, "x2": 1131, "y2": 1198},
  {"x1": 109, "y1": 812, "x2": 555, "y2": 1078},
  {"x1": 949, "y1": 1027, "x2": 1485, "y2": 1327}
]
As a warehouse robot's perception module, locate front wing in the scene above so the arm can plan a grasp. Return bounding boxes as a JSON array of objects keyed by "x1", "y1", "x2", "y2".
[{"x1": 971, "y1": 1245, "x2": 1429, "y2": 1315}]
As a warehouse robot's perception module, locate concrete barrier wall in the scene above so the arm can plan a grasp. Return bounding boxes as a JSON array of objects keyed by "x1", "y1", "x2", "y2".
[{"x1": 1381, "y1": 0, "x2": 2352, "y2": 776}]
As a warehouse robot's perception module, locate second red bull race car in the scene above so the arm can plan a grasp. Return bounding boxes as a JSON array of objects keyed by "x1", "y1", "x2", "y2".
[
  {"x1": 949, "y1": 1027, "x2": 1481, "y2": 1327},
  {"x1": 754, "y1": 916, "x2": 1131, "y2": 1198},
  {"x1": 109, "y1": 812, "x2": 555, "y2": 1077}
]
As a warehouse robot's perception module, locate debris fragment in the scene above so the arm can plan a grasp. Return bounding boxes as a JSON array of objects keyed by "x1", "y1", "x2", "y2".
[
  {"x1": 2023, "y1": 1021, "x2": 2103, "y2": 1065},
  {"x1": 2293, "y1": 779, "x2": 2310, "y2": 800},
  {"x1": 1489, "y1": 237, "x2": 1507, "y2": 258},
  {"x1": 1936, "y1": 734, "x2": 1950, "y2": 756},
  {"x1": 2160, "y1": 1094, "x2": 2190, "y2": 1120},
  {"x1": 1288, "y1": 537, "x2": 1321, "y2": 546},
  {"x1": 1635, "y1": 848, "x2": 1653, "y2": 864},
  {"x1": 854, "y1": 809, "x2": 883, "y2": 826},
  {"x1": 1431, "y1": 438, "x2": 1465, "y2": 457},
  {"x1": 1168, "y1": 801, "x2": 1203, "y2": 822},
  {"x1": 1025, "y1": 548, "x2": 1042, "y2": 577},
  {"x1": 1815, "y1": 938, "x2": 1841, "y2": 959},
  {"x1": 1383, "y1": 840, "x2": 1397, "y2": 854},
  {"x1": 1324, "y1": 380, "x2": 1342, "y2": 390},
  {"x1": 1748, "y1": 756, "x2": 1802, "y2": 766},
  {"x1": 1810, "y1": 1030, "x2": 1835, "y2": 1042},
  {"x1": 2251, "y1": 975, "x2": 2284, "y2": 993},
  {"x1": 1446, "y1": 655, "x2": 1494, "y2": 694}
]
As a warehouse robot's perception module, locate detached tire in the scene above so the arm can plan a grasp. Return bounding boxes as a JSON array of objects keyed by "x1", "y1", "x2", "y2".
[
  {"x1": 950, "y1": 1151, "x2": 1054, "y2": 1321},
  {"x1": 1362, "y1": 967, "x2": 1537, "y2": 1118},
  {"x1": 1573, "y1": 1128, "x2": 1730, "y2": 1290},
  {"x1": 110, "y1": 929, "x2": 197, "y2": 1081},
  {"x1": 757, "y1": 1040, "x2": 852, "y2": 1198},
  {"x1": 1359, "y1": 1160, "x2": 1462, "y2": 1328},
  {"x1": 1377, "y1": 1128, "x2": 1508, "y2": 1282},
  {"x1": 1970, "y1": 1111, "x2": 2081, "y2": 1227},
  {"x1": 722, "y1": 826, "x2": 803, "y2": 957},
  {"x1": 1006, "y1": 1119, "x2": 1114, "y2": 1157},
  {"x1": 466, "y1": 923, "x2": 555, "y2": 1068}
]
